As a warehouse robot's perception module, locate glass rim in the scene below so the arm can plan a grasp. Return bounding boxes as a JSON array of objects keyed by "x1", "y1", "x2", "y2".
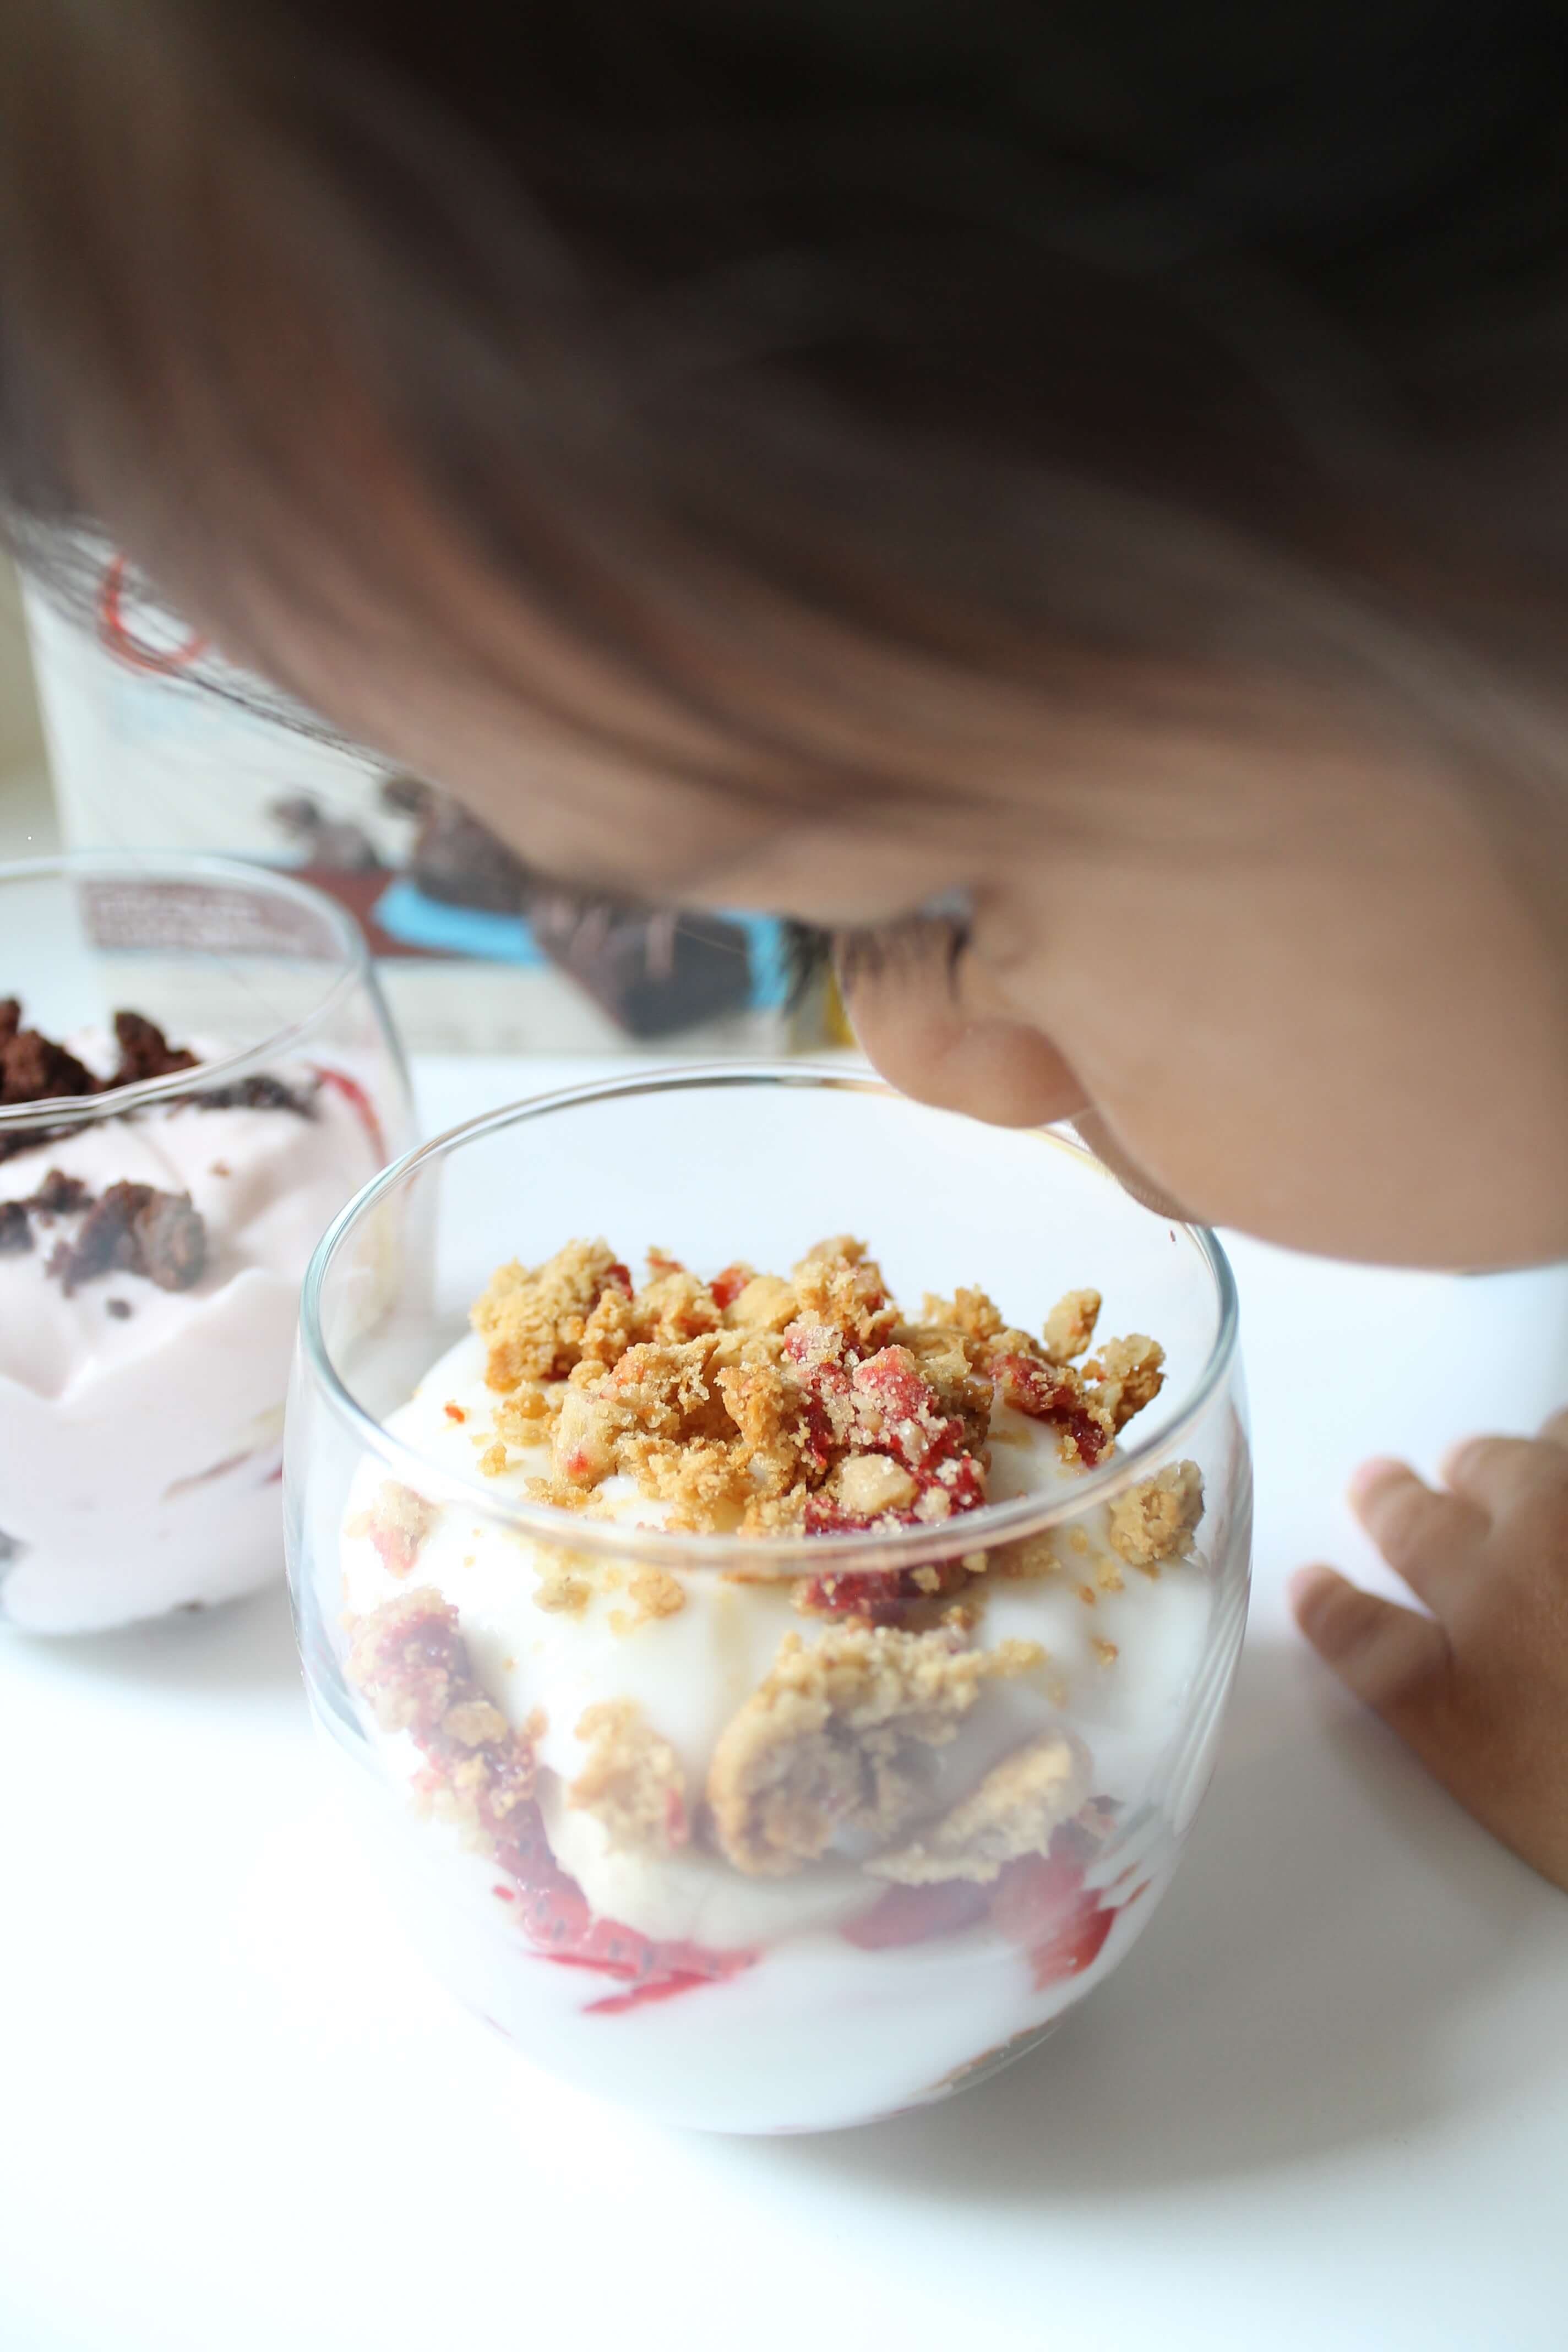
[
  {"x1": 0, "y1": 848, "x2": 374, "y2": 1134},
  {"x1": 300, "y1": 1064, "x2": 1241, "y2": 1570}
]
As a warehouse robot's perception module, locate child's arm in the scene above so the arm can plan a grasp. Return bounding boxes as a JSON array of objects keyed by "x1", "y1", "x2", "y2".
[{"x1": 1289, "y1": 1412, "x2": 1568, "y2": 1892}]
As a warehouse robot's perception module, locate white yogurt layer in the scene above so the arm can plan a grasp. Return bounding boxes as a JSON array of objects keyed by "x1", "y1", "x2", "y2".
[
  {"x1": 1, "y1": 1041, "x2": 383, "y2": 1632},
  {"x1": 337, "y1": 1295, "x2": 1228, "y2": 2131},
  {"x1": 341, "y1": 1328, "x2": 1216, "y2": 1954},
  {"x1": 330, "y1": 1717, "x2": 1184, "y2": 2134}
]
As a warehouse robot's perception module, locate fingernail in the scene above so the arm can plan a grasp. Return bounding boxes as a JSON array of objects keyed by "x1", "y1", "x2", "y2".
[{"x1": 1347, "y1": 1456, "x2": 1403, "y2": 1510}]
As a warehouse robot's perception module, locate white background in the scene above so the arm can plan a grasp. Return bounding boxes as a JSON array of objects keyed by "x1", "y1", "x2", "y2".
[{"x1": 1, "y1": 1054, "x2": 1565, "y2": 2352}]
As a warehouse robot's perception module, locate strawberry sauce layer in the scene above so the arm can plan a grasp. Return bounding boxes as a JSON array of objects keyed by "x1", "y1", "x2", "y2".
[
  {"x1": 844, "y1": 1819, "x2": 1135, "y2": 1990},
  {"x1": 350, "y1": 1590, "x2": 753, "y2": 2011}
]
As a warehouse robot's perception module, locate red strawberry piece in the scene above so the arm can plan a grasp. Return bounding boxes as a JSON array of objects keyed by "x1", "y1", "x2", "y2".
[
  {"x1": 491, "y1": 1798, "x2": 557, "y2": 1885},
  {"x1": 798, "y1": 1396, "x2": 843, "y2": 1477},
  {"x1": 473, "y1": 1751, "x2": 538, "y2": 1853},
  {"x1": 793, "y1": 1563, "x2": 912, "y2": 1622},
  {"x1": 369, "y1": 1524, "x2": 419, "y2": 1579},
  {"x1": 851, "y1": 1346, "x2": 966, "y2": 1469},
  {"x1": 843, "y1": 1879, "x2": 992, "y2": 1949},
  {"x1": 1025, "y1": 1894, "x2": 1116, "y2": 1990},
  {"x1": 852, "y1": 1347, "x2": 934, "y2": 1425},
  {"x1": 358, "y1": 1596, "x2": 467, "y2": 1739},
  {"x1": 782, "y1": 1321, "x2": 848, "y2": 1374},
  {"x1": 710, "y1": 1262, "x2": 750, "y2": 1310},
  {"x1": 993, "y1": 1353, "x2": 1108, "y2": 1467},
  {"x1": 498, "y1": 1800, "x2": 749, "y2": 1994},
  {"x1": 989, "y1": 1843, "x2": 1120, "y2": 1991},
  {"x1": 802, "y1": 1458, "x2": 985, "y2": 1539},
  {"x1": 988, "y1": 1848, "x2": 1087, "y2": 1942},
  {"x1": 605, "y1": 1262, "x2": 633, "y2": 1295},
  {"x1": 916, "y1": 1453, "x2": 988, "y2": 1515},
  {"x1": 587, "y1": 1958, "x2": 752, "y2": 2015}
]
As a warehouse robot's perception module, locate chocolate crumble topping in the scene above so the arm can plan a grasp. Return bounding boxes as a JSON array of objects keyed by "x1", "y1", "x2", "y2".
[
  {"x1": 48, "y1": 1181, "x2": 206, "y2": 1297},
  {"x1": 0, "y1": 998, "x2": 204, "y2": 1109},
  {"x1": 21, "y1": 1169, "x2": 94, "y2": 1216},
  {"x1": 106, "y1": 1297, "x2": 133, "y2": 1320},
  {"x1": 0, "y1": 1200, "x2": 32, "y2": 1254},
  {"x1": 1, "y1": 1027, "x2": 96, "y2": 1106},
  {"x1": 110, "y1": 1010, "x2": 199, "y2": 1086},
  {"x1": 188, "y1": 1071, "x2": 315, "y2": 1117},
  {"x1": 0, "y1": 1000, "x2": 198, "y2": 1160},
  {"x1": 0, "y1": 995, "x2": 310, "y2": 1166}
]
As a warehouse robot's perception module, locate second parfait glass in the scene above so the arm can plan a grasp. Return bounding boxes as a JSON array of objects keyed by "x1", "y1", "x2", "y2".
[{"x1": 0, "y1": 851, "x2": 413, "y2": 1632}]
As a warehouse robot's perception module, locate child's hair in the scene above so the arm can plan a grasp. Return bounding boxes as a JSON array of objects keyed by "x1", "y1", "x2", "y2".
[{"x1": 2, "y1": 1, "x2": 1566, "y2": 860}]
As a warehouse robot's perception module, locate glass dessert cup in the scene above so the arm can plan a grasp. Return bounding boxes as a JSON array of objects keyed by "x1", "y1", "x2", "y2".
[
  {"x1": 0, "y1": 851, "x2": 413, "y2": 1633},
  {"x1": 288, "y1": 1067, "x2": 1250, "y2": 2135}
]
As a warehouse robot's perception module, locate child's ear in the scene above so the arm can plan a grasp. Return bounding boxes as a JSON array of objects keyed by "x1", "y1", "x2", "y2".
[{"x1": 837, "y1": 916, "x2": 1087, "y2": 1131}]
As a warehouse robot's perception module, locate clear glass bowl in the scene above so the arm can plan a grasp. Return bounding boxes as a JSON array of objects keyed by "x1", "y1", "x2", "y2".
[
  {"x1": 0, "y1": 851, "x2": 413, "y2": 1632},
  {"x1": 288, "y1": 1067, "x2": 1250, "y2": 2133}
]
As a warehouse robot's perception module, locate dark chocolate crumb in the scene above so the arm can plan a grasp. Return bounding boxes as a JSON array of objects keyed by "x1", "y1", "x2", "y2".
[
  {"x1": 106, "y1": 1297, "x2": 133, "y2": 1319},
  {"x1": 0, "y1": 997, "x2": 205, "y2": 1108},
  {"x1": 50, "y1": 1184, "x2": 146, "y2": 1292},
  {"x1": 134, "y1": 1190, "x2": 206, "y2": 1291},
  {"x1": 21, "y1": 1168, "x2": 94, "y2": 1217},
  {"x1": 48, "y1": 1180, "x2": 206, "y2": 1296},
  {"x1": 189, "y1": 1071, "x2": 314, "y2": 1117},
  {"x1": 0, "y1": 1000, "x2": 310, "y2": 1134},
  {"x1": 1, "y1": 1028, "x2": 97, "y2": 1106},
  {"x1": 0, "y1": 1200, "x2": 34, "y2": 1254},
  {"x1": 110, "y1": 1009, "x2": 199, "y2": 1086},
  {"x1": 0, "y1": 1126, "x2": 68, "y2": 1168}
]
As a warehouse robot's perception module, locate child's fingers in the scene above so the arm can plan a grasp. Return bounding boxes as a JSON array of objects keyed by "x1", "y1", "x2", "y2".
[
  {"x1": 1289, "y1": 1565, "x2": 1451, "y2": 1728},
  {"x1": 1440, "y1": 1433, "x2": 1568, "y2": 1516},
  {"x1": 1347, "y1": 1457, "x2": 1486, "y2": 1609}
]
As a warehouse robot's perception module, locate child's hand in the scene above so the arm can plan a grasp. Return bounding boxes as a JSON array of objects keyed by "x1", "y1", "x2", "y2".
[{"x1": 1289, "y1": 1412, "x2": 1568, "y2": 1892}]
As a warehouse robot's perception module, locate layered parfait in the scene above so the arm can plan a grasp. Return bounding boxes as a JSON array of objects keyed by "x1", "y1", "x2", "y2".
[
  {"x1": 338, "y1": 1231, "x2": 1225, "y2": 2131},
  {"x1": 1, "y1": 997, "x2": 387, "y2": 1631}
]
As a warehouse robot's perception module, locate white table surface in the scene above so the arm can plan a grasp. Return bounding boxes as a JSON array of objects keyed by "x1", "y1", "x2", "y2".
[{"x1": 2, "y1": 1053, "x2": 1565, "y2": 2352}]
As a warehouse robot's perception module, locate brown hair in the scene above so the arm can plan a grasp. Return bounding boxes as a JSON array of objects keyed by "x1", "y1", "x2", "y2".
[{"x1": 3, "y1": 1, "x2": 1568, "y2": 838}]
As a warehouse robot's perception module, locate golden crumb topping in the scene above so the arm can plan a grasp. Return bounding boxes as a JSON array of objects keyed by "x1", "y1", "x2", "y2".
[
  {"x1": 1042, "y1": 1287, "x2": 1103, "y2": 1364},
  {"x1": 440, "y1": 1237, "x2": 1196, "y2": 1630},
  {"x1": 1107, "y1": 1460, "x2": 1206, "y2": 1569},
  {"x1": 867, "y1": 1732, "x2": 1090, "y2": 1886},
  {"x1": 346, "y1": 1588, "x2": 537, "y2": 1854},
  {"x1": 705, "y1": 1623, "x2": 1046, "y2": 1876},
  {"x1": 347, "y1": 1482, "x2": 437, "y2": 1581},
  {"x1": 624, "y1": 1566, "x2": 686, "y2": 1624},
  {"x1": 472, "y1": 1239, "x2": 630, "y2": 1390},
  {"x1": 567, "y1": 1698, "x2": 689, "y2": 1855},
  {"x1": 1083, "y1": 1335, "x2": 1167, "y2": 1431}
]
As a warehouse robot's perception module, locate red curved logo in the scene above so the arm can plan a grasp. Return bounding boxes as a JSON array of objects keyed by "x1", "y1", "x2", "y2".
[{"x1": 96, "y1": 554, "x2": 209, "y2": 676}]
